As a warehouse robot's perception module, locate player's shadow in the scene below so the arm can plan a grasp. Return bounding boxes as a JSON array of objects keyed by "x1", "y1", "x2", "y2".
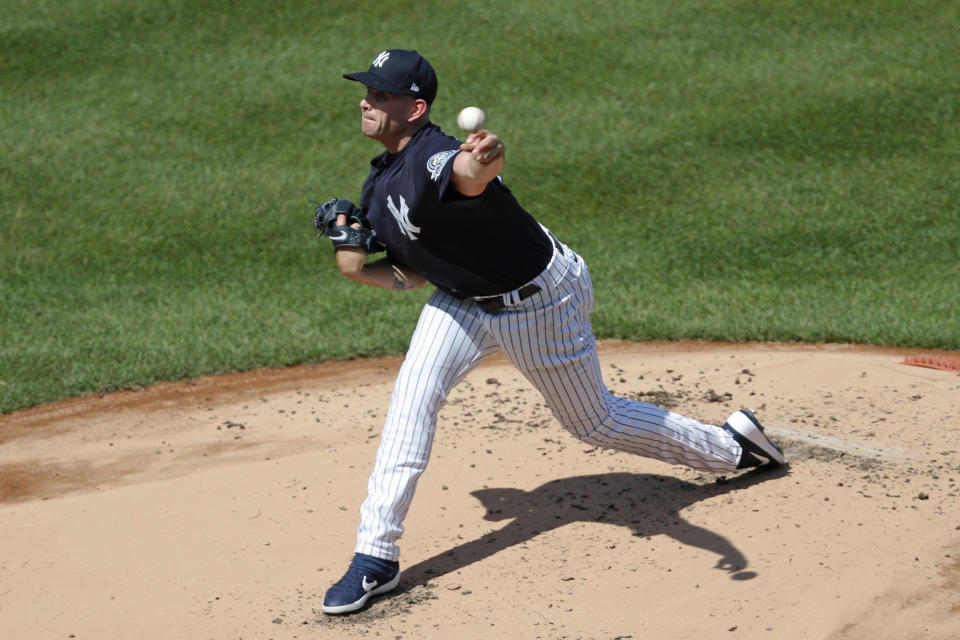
[{"x1": 400, "y1": 467, "x2": 788, "y2": 591}]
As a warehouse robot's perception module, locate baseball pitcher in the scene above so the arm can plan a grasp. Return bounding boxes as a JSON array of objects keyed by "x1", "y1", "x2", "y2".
[{"x1": 313, "y1": 49, "x2": 785, "y2": 615}]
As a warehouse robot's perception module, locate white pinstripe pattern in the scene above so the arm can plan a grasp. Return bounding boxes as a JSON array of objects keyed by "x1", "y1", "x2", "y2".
[{"x1": 355, "y1": 236, "x2": 741, "y2": 561}]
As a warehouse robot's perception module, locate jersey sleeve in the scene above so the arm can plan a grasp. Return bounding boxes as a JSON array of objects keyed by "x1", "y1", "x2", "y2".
[
  {"x1": 423, "y1": 134, "x2": 489, "y2": 206},
  {"x1": 423, "y1": 146, "x2": 467, "y2": 203}
]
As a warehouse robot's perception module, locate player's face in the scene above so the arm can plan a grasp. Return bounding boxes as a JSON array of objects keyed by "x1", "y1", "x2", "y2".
[{"x1": 360, "y1": 88, "x2": 415, "y2": 143}]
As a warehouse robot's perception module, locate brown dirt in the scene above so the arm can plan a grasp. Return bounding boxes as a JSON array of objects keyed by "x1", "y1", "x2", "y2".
[{"x1": 1, "y1": 341, "x2": 959, "y2": 639}]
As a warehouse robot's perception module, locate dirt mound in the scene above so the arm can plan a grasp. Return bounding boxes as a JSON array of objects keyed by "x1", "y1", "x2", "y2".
[{"x1": 2, "y1": 341, "x2": 959, "y2": 638}]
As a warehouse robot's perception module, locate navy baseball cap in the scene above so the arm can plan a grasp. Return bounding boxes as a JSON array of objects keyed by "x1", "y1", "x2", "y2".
[{"x1": 343, "y1": 49, "x2": 438, "y2": 104}]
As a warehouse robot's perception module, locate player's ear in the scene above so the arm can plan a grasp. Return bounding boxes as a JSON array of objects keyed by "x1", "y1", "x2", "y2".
[{"x1": 408, "y1": 98, "x2": 429, "y2": 122}]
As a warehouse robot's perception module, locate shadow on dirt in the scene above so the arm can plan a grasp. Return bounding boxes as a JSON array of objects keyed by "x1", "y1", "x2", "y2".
[
  {"x1": 405, "y1": 467, "x2": 789, "y2": 586},
  {"x1": 314, "y1": 466, "x2": 789, "y2": 624}
]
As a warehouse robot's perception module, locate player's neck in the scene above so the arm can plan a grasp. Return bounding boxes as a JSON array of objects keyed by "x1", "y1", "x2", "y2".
[{"x1": 382, "y1": 119, "x2": 430, "y2": 154}]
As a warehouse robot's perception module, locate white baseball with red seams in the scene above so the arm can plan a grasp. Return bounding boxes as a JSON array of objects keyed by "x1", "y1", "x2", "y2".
[{"x1": 456, "y1": 106, "x2": 486, "y2": 132}]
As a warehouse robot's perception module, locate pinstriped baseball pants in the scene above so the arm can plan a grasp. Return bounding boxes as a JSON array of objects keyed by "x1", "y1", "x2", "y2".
[{"x1": 355, "y1": 236, "x2": 742, "y2": 561}]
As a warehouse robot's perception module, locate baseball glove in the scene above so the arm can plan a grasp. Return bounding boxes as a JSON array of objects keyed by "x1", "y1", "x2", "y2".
[{"x1": 311, "y1": 198, "x2": 384, "y2": 253}]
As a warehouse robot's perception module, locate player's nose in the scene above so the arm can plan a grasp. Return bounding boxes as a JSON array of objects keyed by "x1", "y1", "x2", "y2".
[{"x1": 360, "y1": 90, "x2": 376, "y2": 110}]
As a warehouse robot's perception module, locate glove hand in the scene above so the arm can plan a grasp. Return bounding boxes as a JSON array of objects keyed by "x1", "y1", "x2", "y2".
[
  {"x1": 312, "y1": 198, "x2": 363, "y2": 237},
  {"x1": 310, "y1": 198, "x2": 384, "y2": 254},
  {"x1": 328, "y1": 224, "x2": 384, "y2": 253}
]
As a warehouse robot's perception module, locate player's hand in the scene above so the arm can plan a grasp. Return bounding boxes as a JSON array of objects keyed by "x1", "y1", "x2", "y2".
[
  {"x1": 460, "y1": 130, "x2": 504, "y2": 164},
  {"x1": 453, "y1": 131, "x2": 505, "y2": 196},
  {"x1": 336, "y1": 213, "x2": 364, "y2": 230}
]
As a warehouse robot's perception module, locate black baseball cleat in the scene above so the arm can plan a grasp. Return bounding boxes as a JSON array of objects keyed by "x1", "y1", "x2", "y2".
[
  {"x1": 723, "y1": 410, "x2": 786, "y2": 468},
  {"x1": 322, "y1": 552, "x2": 401, "y2": 614}
]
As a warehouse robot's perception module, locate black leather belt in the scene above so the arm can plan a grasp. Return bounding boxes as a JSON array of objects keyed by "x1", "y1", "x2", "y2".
[
  {"x1": 472, "y1": 233, "x2": 563, "y2": 312},
  {"x1": 474, "y1": 282, "x2": 542, "y2": 312}
]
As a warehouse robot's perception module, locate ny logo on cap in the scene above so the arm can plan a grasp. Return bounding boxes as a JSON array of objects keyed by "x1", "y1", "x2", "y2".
[{"x1": 372, "y1": 51, "x2": 390, "y2": 68}]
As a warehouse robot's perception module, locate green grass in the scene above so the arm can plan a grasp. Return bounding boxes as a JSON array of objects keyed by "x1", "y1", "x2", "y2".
[{"x1": 2, "y1": 0, "x2": 958, "y2": 413}]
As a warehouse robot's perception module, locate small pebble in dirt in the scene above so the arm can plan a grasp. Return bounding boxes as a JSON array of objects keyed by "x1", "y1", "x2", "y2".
[{"x1": 918, "y1": 492, "x2": 929, "y2": 500}]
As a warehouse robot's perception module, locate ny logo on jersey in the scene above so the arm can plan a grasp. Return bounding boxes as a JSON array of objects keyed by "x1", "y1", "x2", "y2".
[
  {"x1": 372, "y1": 51, "x2": 390, "y2": 68},
  {"x1": 386, "y1": 194, "x2": 420, "y2": 240}
]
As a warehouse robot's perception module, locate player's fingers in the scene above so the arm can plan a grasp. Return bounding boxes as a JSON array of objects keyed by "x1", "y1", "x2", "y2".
[
  {"x1": 460, "y1": 130, "x2": 489, "y2": 149},
  {"x1": 476, "y1": 137, "x2": 504, "y2": 163},
  {"x1": 336, "y1": 213, "x2": 348, "y2": 226},
  {"x1": 460, "y1": 131, "x2": 503, "y2": 163},
  {"x1": 459, "y1": 134, "x2": 480, "y2": 152}
]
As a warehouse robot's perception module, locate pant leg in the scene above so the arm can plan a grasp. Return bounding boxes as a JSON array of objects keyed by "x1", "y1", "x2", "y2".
[
  {"x1": 486, "y1": 241, "x2": 741, "y2": 473},
  {"x1": 355, "y1": 289, "x2": 500, "y2": 561}
]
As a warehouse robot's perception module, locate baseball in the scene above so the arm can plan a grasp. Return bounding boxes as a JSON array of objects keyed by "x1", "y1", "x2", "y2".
[{"x1": 457, "y1": 106, "x2": 486, "y2": 132}]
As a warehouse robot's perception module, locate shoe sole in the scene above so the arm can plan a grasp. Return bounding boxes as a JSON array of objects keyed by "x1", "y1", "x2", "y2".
[
  {"x1": 727, "y1": 410, "x2": 786, "y2": 465},
  {"x1": 321, "y1": 572, "x2": 401, "y2": 615}
]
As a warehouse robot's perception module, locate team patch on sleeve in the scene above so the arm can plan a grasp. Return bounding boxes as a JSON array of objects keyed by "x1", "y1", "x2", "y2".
[{"x1": 427, "y1": 150, "x2": 458, "y2": 182}]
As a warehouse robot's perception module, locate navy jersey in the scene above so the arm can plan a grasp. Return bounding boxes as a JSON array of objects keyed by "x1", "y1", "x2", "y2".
[{"x1": 359, "y1": 123, "x2": 552, "y2": 298}]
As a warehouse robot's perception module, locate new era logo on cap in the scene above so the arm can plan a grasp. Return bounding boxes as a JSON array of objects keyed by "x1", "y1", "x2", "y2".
[{"x1": 343, "y1": 49, "x2": 438, "y2": 104}]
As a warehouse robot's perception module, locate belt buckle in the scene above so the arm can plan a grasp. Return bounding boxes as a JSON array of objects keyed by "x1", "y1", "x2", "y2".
[
  {"x1": 474, "y1": 294, "x2": 504, "y2": 312},
  {"x1": 474, "y1": 283, "x2": 541, "y2": 312},
  {"x1": 474, "y1": 296, "x2": 506, "y2": 313}
]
